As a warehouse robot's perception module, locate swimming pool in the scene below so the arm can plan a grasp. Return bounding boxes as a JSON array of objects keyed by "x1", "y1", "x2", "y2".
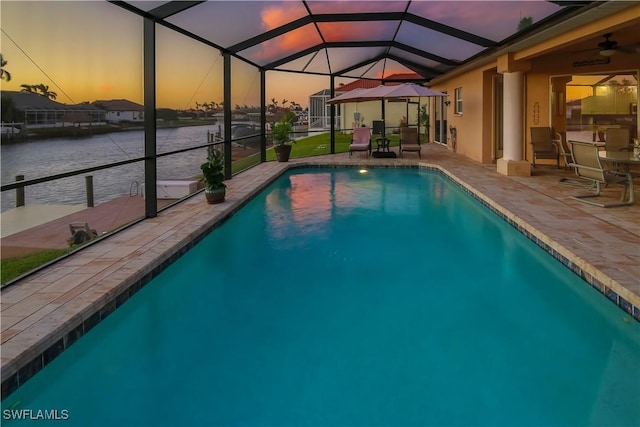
[{"x1": 2, "y1": 167, "x2": 639, "y2": 426}]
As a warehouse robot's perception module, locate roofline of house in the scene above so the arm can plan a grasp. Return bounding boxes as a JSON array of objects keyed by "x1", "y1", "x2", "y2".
[{"x1": 429, "y1": 1, "x2": 636, "y2": 85}]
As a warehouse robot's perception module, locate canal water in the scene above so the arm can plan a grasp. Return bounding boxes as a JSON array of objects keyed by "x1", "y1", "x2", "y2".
[{"x1": 1, "y1": 124, "x2": 232, "y2": 212}]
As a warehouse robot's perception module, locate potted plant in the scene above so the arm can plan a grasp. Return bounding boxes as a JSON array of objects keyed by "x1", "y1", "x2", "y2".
[
  {"x1": 271, "y1": 111, "x2": 296, "y2": 162},
  {"x1": 200, "y1": 146, "x2": 226, "y2": 204}
]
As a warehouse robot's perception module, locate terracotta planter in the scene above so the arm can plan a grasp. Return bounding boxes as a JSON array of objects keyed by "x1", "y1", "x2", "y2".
[
  {"x1": 205, "y1": 188, "x2": 226, "y2": 204},
  {"x1": 274, "y1": 144, "x2": 292, "y2": 162}
]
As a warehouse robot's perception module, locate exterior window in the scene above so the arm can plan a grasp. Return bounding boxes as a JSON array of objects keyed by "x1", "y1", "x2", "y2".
[{"x1": 454, "y1": 87, "x2": 463, "y2": 114}]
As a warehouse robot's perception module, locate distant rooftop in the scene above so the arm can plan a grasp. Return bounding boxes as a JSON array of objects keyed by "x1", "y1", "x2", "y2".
[
  {"x1": 92, "y1": 99, "x2": 144, "y2": 111},
  {"x1": 2, "y1": 91, "x2": 103, "y2": 112}
]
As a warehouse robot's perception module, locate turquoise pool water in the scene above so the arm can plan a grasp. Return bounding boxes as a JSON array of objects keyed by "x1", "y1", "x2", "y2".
[{"x1": 2, "y1": 168, "x2": 639, "y2": 426}]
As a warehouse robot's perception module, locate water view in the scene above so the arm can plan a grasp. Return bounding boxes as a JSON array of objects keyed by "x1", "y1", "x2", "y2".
[{"x1": 0, "y1": 124, "x2": 249, "y2": 212}]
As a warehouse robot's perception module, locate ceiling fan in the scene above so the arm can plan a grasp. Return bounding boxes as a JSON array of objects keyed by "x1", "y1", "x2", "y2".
[{"x1": 595, "y1": 33, "x2": 639, "y2": 56}]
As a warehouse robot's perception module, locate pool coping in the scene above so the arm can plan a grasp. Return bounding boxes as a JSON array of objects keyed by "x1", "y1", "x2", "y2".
[{"x1": 2, "y1": 155, "x2": 639, "y2": 399}]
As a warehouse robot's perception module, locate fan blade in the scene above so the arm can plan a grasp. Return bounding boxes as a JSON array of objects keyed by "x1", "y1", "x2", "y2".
[{"x1": 618, "y1": 44, "x2": 640, "y2": 54}]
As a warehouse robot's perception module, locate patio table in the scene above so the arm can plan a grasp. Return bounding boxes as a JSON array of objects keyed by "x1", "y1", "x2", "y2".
[
  {"x1": 376, "y1": 137, "x2": 390, "y2": 152},
  {"x1": 599, "y1": 150, "x2": 640, "y2": 205}
]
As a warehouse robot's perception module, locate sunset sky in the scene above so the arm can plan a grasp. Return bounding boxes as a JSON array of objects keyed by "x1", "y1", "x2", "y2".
[{"x1": 0, "y1": 1, "x2": 562, "y2": 109}]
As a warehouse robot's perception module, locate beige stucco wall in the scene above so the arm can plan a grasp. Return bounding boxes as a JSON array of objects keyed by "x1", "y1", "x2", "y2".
[{"x1": 431, "y1": 66, "x2": 496, "y2": 163}]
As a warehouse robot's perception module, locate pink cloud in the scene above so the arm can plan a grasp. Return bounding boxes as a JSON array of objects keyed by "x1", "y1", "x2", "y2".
[{"x1": 253, "y1": 4, "x2": 395, "y2": 62}]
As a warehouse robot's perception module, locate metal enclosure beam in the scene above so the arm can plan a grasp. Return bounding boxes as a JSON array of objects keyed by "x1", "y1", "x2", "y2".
[
  {"x1": 330, "y1": 76, "x2": 335, "y2": 153},
  {"x1": 148, "y1": 1, "x2": 203, "y2": 20},
  {"x1": 223, "y1": 53, "x2": 232, "y2": 180},
  {"x1": 261, "y1": 70, "x2": 267, "y2": 162},
  {"x1": 143, "y1": 17, "x2": 157, "y2": 218}
]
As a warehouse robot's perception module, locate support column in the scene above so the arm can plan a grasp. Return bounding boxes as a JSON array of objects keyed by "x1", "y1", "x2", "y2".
[
  {"x1": 496, "y1": 54, "x2": 530, "y2": 176},
  {"x1": 260, "y1": 70, "x2": 266, "y2": 162},
  {"x1": 143, "y1": 17, "x2": 158, "y2": 217},
  {"x1": 330, "y1": 75, "x2": 335, "y2": 154},
  {"x1": 223, "y1": 53, "x2": 232, "y2": 180}
]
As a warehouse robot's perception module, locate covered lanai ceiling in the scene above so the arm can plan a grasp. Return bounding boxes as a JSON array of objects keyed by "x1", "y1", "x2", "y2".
[{"x1": 113, "y1": 1, "x2": 598, "y2": 82}]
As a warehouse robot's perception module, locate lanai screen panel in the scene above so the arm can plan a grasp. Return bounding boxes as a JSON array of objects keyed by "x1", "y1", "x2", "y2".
[
  {"x1": 316, "y1": 21, "x2": 400, "y2": 43},
  {"x1": 360, "y1": 58, "x2": 419, "y2": 81},
  {"x1": 397, "y1": 22, "x2": 485, "y2": 63},
  {"x1": 274, "y1": 52, "x2": 330, "y2": 75},
  {"x1": 327, "y1": 47, "x2": 389, "y2": 75},
  {"x1": 165, "y1": 1, "x2": 309, "y2": 48},
  {"x1": 306, "y1": 1, "x2": 408, "y2": 14},
  {"x1": 119, "y1": 0, "x2": 579, "y2": 80},
  {"x1": 407, "y1": 1, "x2": 565, "y2": 41},
  {"x1": 239, "y1": 24, "x2": 323, "y2": 67},
  {"x1": 387, "y1": 48, "x2": 443, "y2": 71}
]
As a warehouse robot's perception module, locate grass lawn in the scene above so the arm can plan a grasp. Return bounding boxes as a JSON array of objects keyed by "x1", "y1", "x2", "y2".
[
  {"x1": 269, "y1": 132, "x2": 404, "y2": 160},
  {"x1": 1, "y1": 248, "x2": 73, "y2": 287},
  {"x1": 232, "y1": 132, "x2": 404, "y2": 164}
]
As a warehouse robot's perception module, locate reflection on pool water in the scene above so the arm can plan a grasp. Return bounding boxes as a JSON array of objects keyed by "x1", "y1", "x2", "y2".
[{"x1": 2, "y1": 168, "x2": 639, "y2": 426}]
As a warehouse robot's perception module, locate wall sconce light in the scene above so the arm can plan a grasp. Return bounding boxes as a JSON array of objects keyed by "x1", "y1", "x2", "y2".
[{"x1": 444, "y1": 100, "x2": 451, "y2": 106}]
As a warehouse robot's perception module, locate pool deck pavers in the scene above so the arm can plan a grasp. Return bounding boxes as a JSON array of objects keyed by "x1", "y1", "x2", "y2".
[{"x1": 1, "y1": 144, "x2": 639, "y2": 397}]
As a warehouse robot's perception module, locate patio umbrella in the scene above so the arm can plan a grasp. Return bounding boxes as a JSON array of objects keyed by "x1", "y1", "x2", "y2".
[
  {"x1": 327, "y1": 83, "x2": 446, "y2": 103},
  {"x1": 377, "y1": 84, "x2": 446, "y2": 138},
  {"x1": 326, "y1": 87, "x2": 377, "y2": 104},
  {"x1": 327, "y1": 83, "x2": 446, "y2": 137},
  {"x1": 380, "y1": 83, "x2": 446, "y2": 99}
]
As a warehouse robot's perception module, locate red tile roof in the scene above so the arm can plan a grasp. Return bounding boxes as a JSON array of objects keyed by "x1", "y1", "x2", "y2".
[
  {"x1": 387, "y1": 73, "x2": 424, "y2": 81},
  {"x1": 336, "y1": 73, "x2": 424, "y2": 92},
  {"x1": 337, "y1": 80, "x2": 381, "y2": 92}
]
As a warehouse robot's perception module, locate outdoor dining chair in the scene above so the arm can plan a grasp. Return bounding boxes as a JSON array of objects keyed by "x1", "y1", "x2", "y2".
[
  {"x1": 554, "y1": 131, "x2": 572, "y2": 168},
  {"x1": 605, "y1": 127, "x2": 631, "y2": 151},
  {"x1": 529, "y1": 127, "x2": 560, "y2": 168},
  {"x1": 568, "y1": 140, "x2": 632, "y2": 207}
]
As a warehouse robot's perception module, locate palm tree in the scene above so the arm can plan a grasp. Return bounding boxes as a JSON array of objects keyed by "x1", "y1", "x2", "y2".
[
  {"x1": 36, "y1": 84, "x2": 57, "y2": 100},
  {"x1": 21, "y1": 84, "x2": 37, "y2": 93},
  {"x1": 203, "y1": 102, "x2": 212, "y2": 117},
  {"x1": 0, "y1": 54, "x2": 11, "y2": 81}
]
